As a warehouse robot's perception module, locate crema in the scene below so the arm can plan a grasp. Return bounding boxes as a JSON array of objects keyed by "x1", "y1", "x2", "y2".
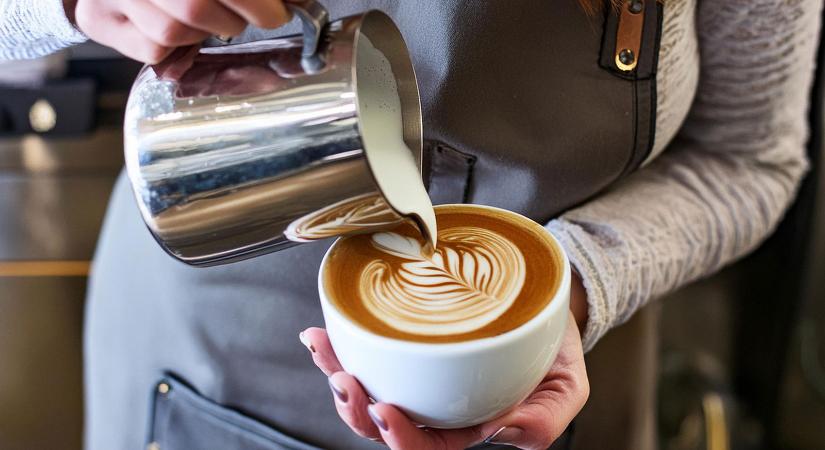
[{"x1": 323, "y1": 205, "x2": 563, "y2": 343}]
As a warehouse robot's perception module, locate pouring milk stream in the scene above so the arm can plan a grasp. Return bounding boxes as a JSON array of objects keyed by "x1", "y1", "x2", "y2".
[{"x1": 356, "y1": 35, "x2": 438, "y2": 251}]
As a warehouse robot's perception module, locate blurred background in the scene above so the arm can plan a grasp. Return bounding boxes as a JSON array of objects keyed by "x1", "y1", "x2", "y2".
[
  {"x1": 0, "y1": 44, "x2": 140, "y2": 449},
  {"x1": 0, "y1": 38, "x2": 824, "y2": 450}
]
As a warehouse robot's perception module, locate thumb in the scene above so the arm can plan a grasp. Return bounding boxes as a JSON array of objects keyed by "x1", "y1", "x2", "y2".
[
  {"x1": 483, "y1": 386, "x2": 584, "y2": 449},
  {"x1": 485, "y1": 314, "x2": 589, "y2": 449},
  {"x1": 153, "y1": 45, "x2": 201, "y2": 81}
]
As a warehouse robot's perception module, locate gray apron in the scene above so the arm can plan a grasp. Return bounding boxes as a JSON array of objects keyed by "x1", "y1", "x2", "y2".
[{"x1": 85, "y1": 1, "x2": 664, "y2": 449}]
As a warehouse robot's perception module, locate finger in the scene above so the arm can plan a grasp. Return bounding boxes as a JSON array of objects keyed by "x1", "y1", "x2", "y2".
[
  {"x1": 367, "y1": 403, "x2": 488, "y2": 450},
  {"x1": 74, "y1": 2, "x2": 174, "y2": 63},
  {"x1": 482, "y1": 399, "x2": 577, "y2": 449},
  {"x1": 125, "y1": 0, "x2": 210, "y2": 47},
  {"x1": 152, "y1": 45, "x2": 202, "y2": 81},
  {"x1": 328, "y1": 372, "x2": 383, "y2": 441},
  {"x1": 148, "y1": 0, "x2": 247, "y2": 37},
  {"x1": 485, "y1": 315, "x2": 589, "y2": 449},
  {"x1": 219, "y1": 0, "x2": 292, "y2": 29},
  {"x1": 82, "y1": 16, "x2": 173, "y2": 63},
  {"x1": 299, "y1": 327, "x2": 344, "y2": 376}
]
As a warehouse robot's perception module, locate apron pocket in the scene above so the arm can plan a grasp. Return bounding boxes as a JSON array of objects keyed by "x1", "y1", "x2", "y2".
[
  {"x1": 424, "y1": 141, "x2": 476, "y2": 205},
  {"x1": 146, "y1": 375, "x2": 323, "y2": 450}
]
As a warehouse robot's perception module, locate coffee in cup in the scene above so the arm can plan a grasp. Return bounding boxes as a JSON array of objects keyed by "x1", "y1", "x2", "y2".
[
  {"x1": 319, "y1": 204, "x2": 571, "y2": 428},
  {"x1": 322, "y1": 204, "x2": 563, "y2": 343}
]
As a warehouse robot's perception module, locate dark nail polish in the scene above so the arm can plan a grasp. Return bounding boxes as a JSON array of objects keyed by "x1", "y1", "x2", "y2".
[
  {"x1": 484, "y1": 426, "x2": 522, "y2": 445},
  {"x1": 299, "y1": 332, "x2": 315, "y2": 353},
  {"x1": 328, "y1": 378, "x2": 348, "y2": 403},
  {"x1": 367, "y1": 405, "x2": 388, "y2": 431}
]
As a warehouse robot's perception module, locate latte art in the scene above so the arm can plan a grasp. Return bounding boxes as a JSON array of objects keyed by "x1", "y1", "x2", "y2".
[
  {"x1": 361, "y1": 228, "x2": 526, "y2": 335},
  {"x1": 323, "y1": 205, "x2": 562, "y2": 343}
]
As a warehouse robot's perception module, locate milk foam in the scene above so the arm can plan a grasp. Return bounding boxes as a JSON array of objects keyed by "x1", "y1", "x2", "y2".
[
  {"x1": 360, "y1": 229, "x2": 526, "y2": 336},
  {"x1": 356, "y1": 36, "x2": 437, "y2": 249}
]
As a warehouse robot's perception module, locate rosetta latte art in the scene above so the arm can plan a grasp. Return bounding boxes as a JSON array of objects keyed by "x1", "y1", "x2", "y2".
[{"x1": 361, "y1": 228, "x2": 526, "y2": 335}]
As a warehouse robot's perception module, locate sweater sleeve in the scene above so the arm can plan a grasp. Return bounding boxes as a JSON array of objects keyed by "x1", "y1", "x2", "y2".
[
  {"x1": 0, "y1": 0, "x2": 87, "y2": 60},
  {"x1": 547, "y1": 0, "x2": 822, "y2": 352}
]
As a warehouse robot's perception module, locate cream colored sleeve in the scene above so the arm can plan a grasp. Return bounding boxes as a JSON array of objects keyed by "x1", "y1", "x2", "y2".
[
  {"x1": 0, "y1": 0, "x2": 87, "y2": 60},
  {"x1": 547, "y1": 0, "x2": 822, "y2": 351}
]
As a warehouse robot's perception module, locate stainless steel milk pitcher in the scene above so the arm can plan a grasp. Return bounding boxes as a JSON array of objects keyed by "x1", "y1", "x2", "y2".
[{"x1": 123, "y1": 0, "x2": 427, "y2": 266}]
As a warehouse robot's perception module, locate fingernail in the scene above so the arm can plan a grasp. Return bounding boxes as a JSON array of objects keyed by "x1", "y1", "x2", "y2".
[
  {"x1": 484, "y1": 426, "x2": 523, "y2": 445},
  {"x1": 367, "y1": 404, "x2": 388, "y2": 431},
  {"x1": 328, "y1": 377, "x2": 348, "y2": 403},
  {"x1": 298, "y1": 331, "x2": 315, "y2": 353}
]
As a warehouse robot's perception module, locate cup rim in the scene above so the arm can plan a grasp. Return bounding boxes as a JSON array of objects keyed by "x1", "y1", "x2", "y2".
[{"x1": 318, "y1": 203, "x2": 571, "y2": 356}]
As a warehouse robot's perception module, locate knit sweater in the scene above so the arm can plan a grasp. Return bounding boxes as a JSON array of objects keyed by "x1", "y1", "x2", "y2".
[
  {"x1": 1, "y1": 0, "x2": 820, "y2": 352},
  {"x1": 0, "y1": 0, "x2": 85, "y2": 60},
  {"x1": 548, "y1": 0, "x2": 822, "y2": 350}
]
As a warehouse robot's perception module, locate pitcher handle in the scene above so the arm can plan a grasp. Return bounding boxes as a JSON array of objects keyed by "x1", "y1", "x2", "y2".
[{"x1": 286, "y1": 0, "x2": 329, "y2": 72}]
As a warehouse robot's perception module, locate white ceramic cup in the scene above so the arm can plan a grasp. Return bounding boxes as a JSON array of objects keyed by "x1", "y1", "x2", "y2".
[{"x1": 318, "y1": 204, "x2": 571, "y2": 429}]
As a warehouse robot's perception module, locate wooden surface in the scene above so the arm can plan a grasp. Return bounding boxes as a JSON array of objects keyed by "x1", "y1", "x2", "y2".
[{"x1": 0, "y1": 260, "x2": 91, "y2": 277}]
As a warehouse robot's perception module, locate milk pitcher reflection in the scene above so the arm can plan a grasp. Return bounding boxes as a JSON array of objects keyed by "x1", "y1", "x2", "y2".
[{"x1": 123, "y1": 0, "x2": 436, "y2": 266}]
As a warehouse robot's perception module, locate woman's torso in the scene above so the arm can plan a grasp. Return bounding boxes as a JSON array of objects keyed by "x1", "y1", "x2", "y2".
[{"x1": 84, "y1": 1, "x2": 698, "y2": 449}]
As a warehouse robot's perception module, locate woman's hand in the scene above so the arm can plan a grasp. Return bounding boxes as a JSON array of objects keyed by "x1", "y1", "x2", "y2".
[
  {"x1": 65, "y1": 0, "x2": 291, "y2": 63},
  {"x1": 300, "y1": 310, "x2": 589, "y2": 449}
]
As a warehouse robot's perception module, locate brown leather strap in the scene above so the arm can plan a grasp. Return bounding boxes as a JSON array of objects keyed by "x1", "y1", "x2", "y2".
[
  {"x1": 615, "y1": 0, "x2": 645, "y2": 71},
  {"x1": 598, "y1": 0, "x2": 664, "y2": 177}
]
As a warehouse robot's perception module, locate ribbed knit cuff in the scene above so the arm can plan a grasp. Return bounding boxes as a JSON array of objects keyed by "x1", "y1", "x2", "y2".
[
  {"x1": 0, "y1": 0, "x2": 87, "y2": 60},
  {"x1": 546, "y1": 219, "x2": 614, "y2": 353}
]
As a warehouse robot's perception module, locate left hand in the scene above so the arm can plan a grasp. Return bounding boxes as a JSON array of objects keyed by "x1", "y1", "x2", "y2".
[{"x1": 299, "y1": 310, "x2": 588, "y2": 449}]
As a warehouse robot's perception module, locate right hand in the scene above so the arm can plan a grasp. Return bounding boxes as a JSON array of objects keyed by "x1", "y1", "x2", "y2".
[{"x1": 68, "y1": 0, "x2": 291, "y2": 63}]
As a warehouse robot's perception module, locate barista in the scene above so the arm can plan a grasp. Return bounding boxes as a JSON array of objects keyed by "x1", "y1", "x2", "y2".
[{"x1": 1, "y1": 0, "x2": 818, "y2": 449}]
